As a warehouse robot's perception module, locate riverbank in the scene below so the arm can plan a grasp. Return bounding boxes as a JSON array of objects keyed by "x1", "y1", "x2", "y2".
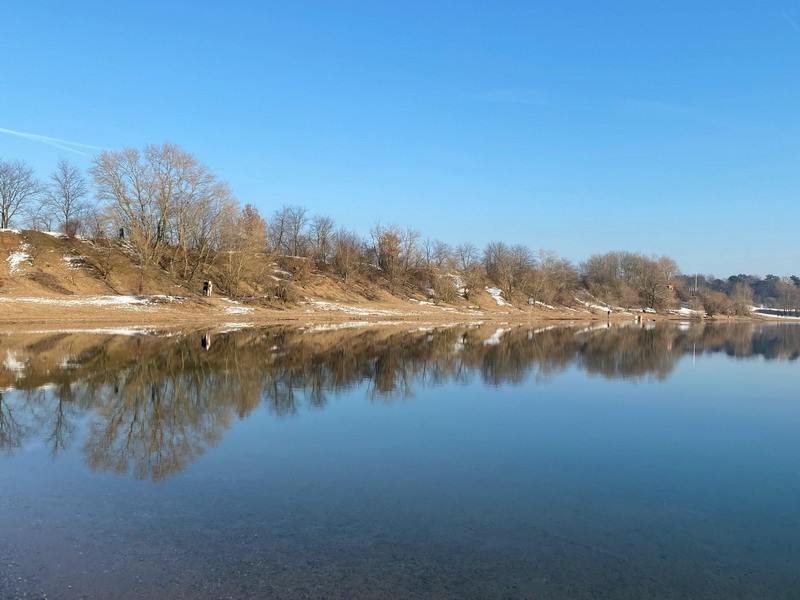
[{"x1": 0, "y1": 293, "x2": 768, "y2": 332}]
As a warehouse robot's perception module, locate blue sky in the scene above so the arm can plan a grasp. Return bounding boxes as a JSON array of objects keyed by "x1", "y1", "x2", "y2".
[{"x1": 1, "y1": 1, "x2": 798, "y2": 276}]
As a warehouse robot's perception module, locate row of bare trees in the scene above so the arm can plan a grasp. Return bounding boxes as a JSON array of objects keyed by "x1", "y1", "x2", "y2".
[
  {"x1": 3, "y1": 145, "x2": 797, "y2": 310},
  {"x1": 1, "y1": 158, "x2": 89, "y2": 233}
]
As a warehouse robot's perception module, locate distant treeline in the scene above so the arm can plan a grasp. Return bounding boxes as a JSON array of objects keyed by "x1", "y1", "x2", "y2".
[{"x1": 1, "y1": 146, "x2": 798, "y2": 312}]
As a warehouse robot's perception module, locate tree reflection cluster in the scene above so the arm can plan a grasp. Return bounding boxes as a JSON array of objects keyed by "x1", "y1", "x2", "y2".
[{"x1": 1, "y1": 323, "x2": 798, "y2": 480}]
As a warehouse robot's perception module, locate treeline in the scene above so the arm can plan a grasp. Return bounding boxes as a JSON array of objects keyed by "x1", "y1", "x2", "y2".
[
  {"x1": 2, "y1": 145, "x2": 798, "y2": 311},
  {"x1": 676, "y1": 273, "x2": 800, "y2": 315}
]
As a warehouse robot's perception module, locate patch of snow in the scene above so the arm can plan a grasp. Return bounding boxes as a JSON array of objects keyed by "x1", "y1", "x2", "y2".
[
  {"x1": 752, "y1": 308, "x2": 800, "y2": 320},
  {"x1": 0, "y1": 228, "x2": 21, "y2": 234},
  {"x1": 447, "y1": 273, "x2": 467, "y2": 296},
  {"x1": 62, "y1": 254, "x2": 86, "y2": 269},
  {"x1": 534, "y1": 300, "x2": 556, "y2": 309},
  {"x1": 224, "y1": 305, "x2": 254, "y2": 315},
  {"x1": 485, "y1": 287, "x2": 507, "y2": 306},
  {"x1": 43, "y1": 231, "x2": 67, "y2": 238},
  {"x1": 7, "y1": 243, "x2": 31, "y2": 275},
  {"x1": 576, "y1": 299, "x2": 612, "y2": 312},
  {"x1": 0, "y1": 295, "x2": 179, "y2": 309},
  {"x1": 305, "y1": 300, "x2": 404, "y2": 317}
]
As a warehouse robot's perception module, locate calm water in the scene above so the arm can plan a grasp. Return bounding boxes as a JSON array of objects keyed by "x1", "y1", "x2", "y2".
[{"x1": 1, "y1": 322, "x2": 799, "y2": 599}]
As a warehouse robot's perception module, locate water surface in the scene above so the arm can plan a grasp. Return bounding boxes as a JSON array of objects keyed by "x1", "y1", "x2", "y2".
[{"x1": 1, "y1": 322, "x2": 799, "y2": 599}]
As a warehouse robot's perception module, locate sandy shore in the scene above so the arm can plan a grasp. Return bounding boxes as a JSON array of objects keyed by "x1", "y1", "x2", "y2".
[
  {"x1": 0, "y1": 295, "x2": 582, "y2": 330},
  {"x1": 0, "y1": 293, "x2": 769, "y2": 333}
]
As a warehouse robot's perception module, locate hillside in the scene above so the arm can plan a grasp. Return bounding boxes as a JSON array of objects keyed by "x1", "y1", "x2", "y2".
[
  {"x1": 0, "y1": 228, "x2": 579, "y2": 326},
  {"x1": 2, "y1": 229, "x2": 786, "y2": 328}
]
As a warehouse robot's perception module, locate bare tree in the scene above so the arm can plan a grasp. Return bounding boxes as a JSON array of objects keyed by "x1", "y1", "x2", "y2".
[
  {"x1": 433, "y1": 240, "x2": 452, "y2": 268},
  {"x1": 527, "y1": 250, "x2": 578, "y2": 305},
  {"x1": 218, "y1": 203, "x2": 267, "y2": 296},
  {"x1": 286, "y1": 205, "x2": 308, "y2": 256},
  {"x1": 90, "y1": 143, "x2": 234, "y2": 275},
  {"x1": 0, "y1": 159, "x2": 42, "y2": 228},
  {"x1": 43, "y1": 158, "x2": 89, "y2": 236},
  {"x1": 400, "y1": 227, "x2": 421, "y2": 280},
  {"x1": 484, "y1": 241, "x2": 533, "y2": 298},
  {"x1": 331, "y1": 228, "x2": 363, "y2": 283},
  {"x1": 370, "y1": 223, "x2": 404, "y2": 288},
  {"x1": 309, "y1": 214, "x2": 335, "y2": 264},
  {"x1": 454, "y1": 243, "x2": 483, "y2": 300},
  {"x1": 582, "y1": 251, "x2": 676, "y2": 310},
  {"x1": 730, "y1": 282, "x2": 754, "y2": 316},
  {"x1": 267, "y1": 205, "x2": 289, "y2": 254}
]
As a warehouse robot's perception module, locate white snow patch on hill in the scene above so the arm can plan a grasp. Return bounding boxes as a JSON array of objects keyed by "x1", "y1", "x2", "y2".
[
  {"x1": 7, "y1": 243, "x2": 31, "y2": 274},
  {"x1": 577, "y1": 299, "x2": 612, "y2": 312},
  {"x1": 485, "y1": 287, "x2": 507, "y2": 306},
  {"x1": 224, "y1": 305, "x2": 254, "y2": 315},
  {"x1": 305, "y1": 300, "x2": 404, "y2": 317},
  {"x1": 62, "y1": 254, "x2": 87, "y2": 269},
  {"x1": 222, "y1": 299, "x2": 255, "y2": 315},
  {"x1": 0, "y1": 295, "x2": 180, "y2": 309}
]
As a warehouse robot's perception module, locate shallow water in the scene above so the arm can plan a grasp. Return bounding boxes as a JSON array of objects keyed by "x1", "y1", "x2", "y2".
[{"x1": 1, "y1": 322, "x2": 799, "y2": 599}]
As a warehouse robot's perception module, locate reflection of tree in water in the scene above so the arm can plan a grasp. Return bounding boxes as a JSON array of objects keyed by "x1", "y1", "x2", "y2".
[
  {"x1": 578, "y1": 326, "x2": 681, "y2": 382},
  {"x1": 81, "y1": 339, "x2": 249, "y2": 481},
  {"x1": 0, "y1": 392, "x2": 28, "y2": 454},
  {"x1": 1, "y1": 323, "x2": 798, "y2": 479}
]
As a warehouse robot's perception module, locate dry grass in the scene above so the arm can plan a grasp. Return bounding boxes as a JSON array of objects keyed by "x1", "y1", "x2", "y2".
[{"x1": 0, "y1": 229, "x2": 758, "y2": 329}]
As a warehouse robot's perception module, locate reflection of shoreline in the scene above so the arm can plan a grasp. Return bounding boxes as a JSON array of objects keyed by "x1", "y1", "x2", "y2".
[{"x1": 1, "y1": 323, "x2": 798, "y2": 480}]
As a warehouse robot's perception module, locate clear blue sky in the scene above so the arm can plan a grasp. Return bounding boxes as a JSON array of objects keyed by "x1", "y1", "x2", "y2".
[{"x1": 1, "y1": 1, "x2": 798, "y2": 276}]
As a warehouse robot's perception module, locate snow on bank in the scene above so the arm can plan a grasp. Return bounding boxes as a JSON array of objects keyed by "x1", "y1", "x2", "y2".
[
  {"x1": 751, "y1": 308, "x2": 800, "y2": 320},
  {"x1": 576, "y1": 298, "x2": 612, "y2": 312},
  {"x1": 62, "y1": 254, "x2": 87, "y2": 269},
  {"x1": 305, "y1": 300, "x2": 404, "y2": 317},
  {"x1": 0, "y1": 295, "x2": 182, "y2": 308},
  {"x1": 485, "y1": 287, "x2": 507, "y2": 306},
  {"x1": 6, "y1": 243, "x2": 31, "y2": 275},
  {"x1": 221, "y1": 299, "x2": 255, "y2": 315}
]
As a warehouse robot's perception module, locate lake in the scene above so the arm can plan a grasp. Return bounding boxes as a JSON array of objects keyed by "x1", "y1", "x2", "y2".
[{"x1": 1, "y1": 322, "x2": 799, "y2": 599}]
